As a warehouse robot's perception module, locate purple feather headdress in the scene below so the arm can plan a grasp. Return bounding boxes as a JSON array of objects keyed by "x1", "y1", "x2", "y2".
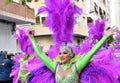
[{"x1": 38, "y1": 0, "x2": 82, "y2": 47}]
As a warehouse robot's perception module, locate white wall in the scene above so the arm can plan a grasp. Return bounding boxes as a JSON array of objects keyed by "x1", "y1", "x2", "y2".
[
  {"x1": 0, "y1": 22, "x2": 17, "y2": 53},
  {"x1": 110, "y1": 0, "x2": 115, "y2": 27}
]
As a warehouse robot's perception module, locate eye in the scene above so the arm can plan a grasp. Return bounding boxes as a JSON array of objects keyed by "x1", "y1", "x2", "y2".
[
  {"x1": 59, "y1": 52, "x2": 61, "y2": 55},
  {"x1": 63, "y1": 52, "x2": 68, "y2": 54}
]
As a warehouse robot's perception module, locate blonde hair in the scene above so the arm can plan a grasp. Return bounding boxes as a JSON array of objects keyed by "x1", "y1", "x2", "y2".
[{"x1": 60, "y1": 43, "x2": 74, "y2": 58}]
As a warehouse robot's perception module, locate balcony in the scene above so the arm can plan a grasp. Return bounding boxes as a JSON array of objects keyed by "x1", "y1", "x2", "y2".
[{"x1": 0, "y1": 0, "x2": 35, "y2": 24}]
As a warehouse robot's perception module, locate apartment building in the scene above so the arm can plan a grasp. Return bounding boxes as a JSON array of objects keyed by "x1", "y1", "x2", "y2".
[
  {"x1": 0, "y1": 0, "x2": 35, "y2": 53},
  {"x1": 86, "y1": 0, "x2": 110, "y2": 27},
  {"x1": 110, "y1": 0, "x2": 120, "y2": 28}
]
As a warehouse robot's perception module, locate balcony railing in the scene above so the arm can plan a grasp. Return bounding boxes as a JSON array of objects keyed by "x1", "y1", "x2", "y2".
[{"x1": 0, "y1": 0, "x2": 35, "y2": 24}]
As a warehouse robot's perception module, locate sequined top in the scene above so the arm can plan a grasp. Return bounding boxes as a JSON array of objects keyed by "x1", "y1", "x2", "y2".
[{"x1": 55, "y1": 64, "x2": 79, "y2": 83}]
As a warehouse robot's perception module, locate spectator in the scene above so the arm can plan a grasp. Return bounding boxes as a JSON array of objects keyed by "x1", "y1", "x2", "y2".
[
  {"x1": 7, "y1": 53, "x2": 15, "y2": 61},
  {"x1": 0, "y1": 51, "x2": 14, "y2": 83},
  {"x1": 0, "y1": 51, "x2": 3, "y2": 57}
]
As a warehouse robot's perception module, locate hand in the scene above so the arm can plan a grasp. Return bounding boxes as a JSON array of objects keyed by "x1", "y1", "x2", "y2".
[
  {"x1": 104, "y1": 26, "x2": 118, "y2": 37},
  {"x1": 28, "y1": 29, "x2": 35, "y2": 37}
]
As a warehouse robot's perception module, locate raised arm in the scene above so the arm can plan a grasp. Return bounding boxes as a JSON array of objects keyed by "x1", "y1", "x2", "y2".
[
  {"x1": 76, "y1": 27, "x2": 117, "y2": 72},
  {"x1": 29, "y1": 30, "x2": 56, "y2": 72}
]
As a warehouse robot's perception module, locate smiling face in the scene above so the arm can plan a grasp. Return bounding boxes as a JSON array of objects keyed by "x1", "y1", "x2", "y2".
[{"x1": 59, "y1": 49, "x2": 71, "y2": 64}]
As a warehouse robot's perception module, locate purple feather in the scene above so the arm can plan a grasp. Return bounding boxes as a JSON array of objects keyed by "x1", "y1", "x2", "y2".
[
  {"x1": 13, "y1": 28, "x2": 35, "y2": 55},
  {"x1": 79, "y1": 19, "x2": 108, "y2": 54},
  {"x1": 27, "y1": 66, "x2": 55, "y2": 83},
  {"x1": 10, "y1": 63, "x2": 20, "y2": 83},
  {"x1": 80, "y1": 49, "x2": 120, "y2": 83},
  {"x1": 38, "y1": 0, "x2": 82, "y2": 47},
  {"x1": 47, "y1": 45, "x2": 59, "y2": 60},
  {"x1": 71, "y1": 45, "x2": 80, "y2": 55}
]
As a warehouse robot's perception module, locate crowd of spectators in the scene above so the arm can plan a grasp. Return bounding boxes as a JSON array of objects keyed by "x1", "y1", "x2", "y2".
[{"x1": 0, "y1": 51, "x2": 14, "y2": 83}]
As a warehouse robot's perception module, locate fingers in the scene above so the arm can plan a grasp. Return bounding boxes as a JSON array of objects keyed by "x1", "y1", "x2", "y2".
[
  {"x1": 28, "y1": 29, "x2": 35, "y2": 36},
  {"x1": 29, "y1": 30, "x2": 35, "y2": 35},
  {"x1": 104, "y1": 26, "x2": 119, "y2": 36},
  {"x1": 111, "y1": 26, "x2": 118, "y2": 32},
  {"x1": 108, "y1": 26, "x2": 117, "y2": 31},
  {"x1": 112, "y1": 26, "x2": 116, "y2": 29}
]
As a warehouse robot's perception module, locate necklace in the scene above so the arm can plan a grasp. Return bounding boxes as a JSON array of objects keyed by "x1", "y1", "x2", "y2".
[{"x1": 61, "y1": 63, "x2": 72, "y2": 71}]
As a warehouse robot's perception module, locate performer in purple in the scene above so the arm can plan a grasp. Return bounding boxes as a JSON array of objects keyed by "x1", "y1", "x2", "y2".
[{"x1": 11, "y1": 0, "x2": 120, "y2": 83}]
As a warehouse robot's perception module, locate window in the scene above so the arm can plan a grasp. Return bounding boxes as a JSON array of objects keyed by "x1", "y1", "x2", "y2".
[
  {"x1": 39, "y1": 13, "x2": 47, "y2": 24},
  {"x1": 87, "y1": 17, "x2": 93, "y2": 23},
  {"x1": 82, "y1": 17, "x2": 86, "y2": 26},
  {"x1": 75, "y1": 16, "x2": 80, "y2": 24},
  {"x1": 36, "y1": 16, "x2": 46, "y2": 24},
  {"x1": 103, "y1": 11, "x2": 106, "y2": 19},
  {"x1": 77, "y1": 38, "x2": 84, "y2": 45},
  {"x1": 36, "y1": 16, "x2": 40, "y2": 24},
  {"x1": 99, "y1": 7, "x2": 103, "y2": 19},
  {"x1": 77, "y1": 39, "x2": 80, "y2": 45},
  {"x1": 41, "y1": 17, "x2": 46, "y2": 24},
  {"x1": 94, "y1": 3, "x2": 98, "y2": 15}
]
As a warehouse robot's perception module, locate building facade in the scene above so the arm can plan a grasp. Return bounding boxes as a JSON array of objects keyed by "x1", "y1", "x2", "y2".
[
  {"x1": 86, "y1": 0, "x2": 110, "y2": 27},
  {"x1": 110, "y1": 0, "x2": 120, "y2": 28},
  {"x1": 0, "y1": 0, "x2": 35, "y2": 53}
]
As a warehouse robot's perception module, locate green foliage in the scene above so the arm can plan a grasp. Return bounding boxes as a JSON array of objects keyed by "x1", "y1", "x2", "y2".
[
  {"x1": 22, "y1": 0, "x2": 26, "y2": 5},
  {"x1": 6, "y1": 0, "x2": 32, "y2": 5},
  {"x1": 6, "y1": 0, "x2": 13, "y2": 5},
  {"x1": 35, "y1": 13, "x2": 39, "y2": 18},
  {"x1": 27, "y1": 0, "x2": 32, "y2": 2}
]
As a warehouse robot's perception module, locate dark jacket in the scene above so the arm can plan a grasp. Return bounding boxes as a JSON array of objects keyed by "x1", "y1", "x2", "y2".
[{"x1": 0, "y1": 56, "x2": 14, "y2": 81}]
